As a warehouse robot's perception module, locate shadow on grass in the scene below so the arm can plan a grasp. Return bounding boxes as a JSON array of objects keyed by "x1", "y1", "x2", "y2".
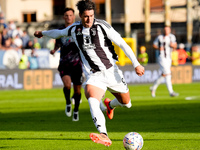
[
  {"x1": 1, "y1": 101, "x2": 200, "y2": 133},
  {"x1": 0, "y1": 146, "x2": 17, "y2": 149}
]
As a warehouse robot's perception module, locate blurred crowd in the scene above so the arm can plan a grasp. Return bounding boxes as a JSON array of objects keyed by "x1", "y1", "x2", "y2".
[
  {"x1": 170, "y1": 43, "x2": 200, "y2": 66},
  {"x1": 138, "y1": 43, "x2": 200, "y2": 66},
  {"x1": 0, "y1": 12, "x2": 56, "y2": 69},
  {"x1": 0, "y1": 12, "x2": 43, "y2": 51},
  {"x1": 1, "y1": 11, "x2": 200, "y2": 69}
]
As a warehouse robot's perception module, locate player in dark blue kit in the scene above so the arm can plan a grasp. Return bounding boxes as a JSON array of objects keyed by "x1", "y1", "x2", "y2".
[{"x1": 50, "y1": 8, "x2": 83, "y2": 121}]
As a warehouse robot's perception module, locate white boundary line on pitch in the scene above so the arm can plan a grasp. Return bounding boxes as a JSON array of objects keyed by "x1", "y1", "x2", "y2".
[{"x1": 185, "y1": 96, "x2": 200, "y2": 100}]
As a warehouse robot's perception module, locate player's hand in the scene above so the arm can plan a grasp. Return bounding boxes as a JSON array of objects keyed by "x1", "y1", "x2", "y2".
[
  {"x1": 50, "y1": 50, "x2": 56, "y2": 55},
  {"x1": 135, "y1": 65, "x2": 145, "y2": 76},
  {"x1": 34, "y1": 31, "x2": 43, "y2": 38}
]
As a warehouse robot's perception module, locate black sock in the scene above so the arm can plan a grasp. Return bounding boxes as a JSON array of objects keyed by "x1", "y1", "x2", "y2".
[
  {"x1": 63, "y1": 87, "x2": 71, "y2": 105},
  {"x1": 73, "y1": 93, "x2": 81, "y2": 112}
]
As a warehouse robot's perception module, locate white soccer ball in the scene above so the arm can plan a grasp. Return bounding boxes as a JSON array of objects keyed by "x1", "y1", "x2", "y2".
[{"x1": 123, "y1": 132, "x2": 144, "y2": 150}]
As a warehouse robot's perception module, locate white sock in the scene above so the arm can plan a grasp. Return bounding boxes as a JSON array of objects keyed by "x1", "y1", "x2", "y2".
[
  {"x1": 152, "y1": 75, "x2": 164, "y2": 91},
  {"x1": 110, "y1": 98, "x2": 123, "y2": 108},
  {"x1": 165, "y1": 75, "x2": 173, "y2": 94},
  {"x1": 110, "y1": 98, "x2": 132, "y2": 108},
  {"x1": 100, "y1": 100, "x2": 107, "y2": 112},
  {"x1": 122, "y1": 101, "x2": 132, "y2": 108},
  {"x1": 88, "y1": 97, "x2": 107, "y2": 134}
]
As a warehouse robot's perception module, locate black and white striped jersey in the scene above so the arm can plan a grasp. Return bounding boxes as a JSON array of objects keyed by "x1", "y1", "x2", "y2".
[
  {"x1": 153, "y1": 33, "x2": 176, "y2": 59},
  {"x1": 42, "y1": 19, "x2": 140, "y2": 74}
]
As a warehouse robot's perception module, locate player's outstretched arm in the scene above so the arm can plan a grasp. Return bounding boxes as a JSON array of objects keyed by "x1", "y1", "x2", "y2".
[
  {"x1": 34, "y1": 31, "x2": 43, "y2": 38},
  {"x1": 35, "y1": 28, "x2": 68, "y2": 39},
  {"x1": 50, "y1": 42, "x2": 61, "y2": 55},
  {"x1": 106, "y1": 27, "x2": 140, "y2": 68}
]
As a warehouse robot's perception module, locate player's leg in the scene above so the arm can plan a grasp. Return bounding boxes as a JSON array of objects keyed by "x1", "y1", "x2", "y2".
[
  {"x1": 85, "y1": 84, "x2": 107, "y2": 134},
  {"x1": 104, "y1": 91, "x2": 131, "y2": 120},
  {"x1": 90, "y1": 68, "x2": 131, "y2": 145},
  {"x1": 58, "y1": 64, "x2": 73, "y2": 116},
  {"x1": 111, "y1": 91, "x2": 131, "y2": 106},
  {"x1": 103, "y1": 66, "x2": 131, "y2": 119},
  {"x1": 165, "y1": 74, "x2": 179, "y2": 97},
  {"x1": 165, "y1": 74, "x2": 173, "y2": 93},
  {"x1": 73, "y1": 84, "x2": 82, "y2": 109},
  {"x1": 62, "y1": 75, "x2": 72, "y2": 117},
  {"x1": 71, "y1": 64, "x2": 83, "y2": 121},
  {"x1": 85, "y1": 84, "x2": 112, "y2": 146},
  {"x1": 100, "y1": 99, "x2": 107, "y2": 112},
  {"x1": 150, "y1": 59, "x2": 165, "y2": 97},
  {"x1": 163, "y1": 62, "x2": 179, "y2": 97},
  {"x1": 62, "y1": 75, "x2": 72, "y2": 104},
  {"x1": 72, "y1": 84, "x2": 82, "y2": 121},
  {"x1": 150, "y1": 74, "x2": 164, "y2": 97}
]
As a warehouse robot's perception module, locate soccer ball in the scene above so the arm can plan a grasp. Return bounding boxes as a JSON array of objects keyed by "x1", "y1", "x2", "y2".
[{"x1": 123, "y1": 132, "x2": 144, "y2": 150}]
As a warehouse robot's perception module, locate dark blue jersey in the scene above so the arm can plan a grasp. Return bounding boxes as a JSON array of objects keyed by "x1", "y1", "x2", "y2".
[{"x1": 56, "y1": 25, "x2": 81, "y2": 66}]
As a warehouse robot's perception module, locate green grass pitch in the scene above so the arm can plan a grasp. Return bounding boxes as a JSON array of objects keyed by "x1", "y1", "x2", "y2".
[{"x1": 0, "y1": 83, "x2": 200, "y2": 150}]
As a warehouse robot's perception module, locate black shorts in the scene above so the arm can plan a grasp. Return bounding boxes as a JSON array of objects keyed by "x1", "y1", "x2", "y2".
[{"x1": 58, "y1": 63, "x2": 83, "y2": 85}]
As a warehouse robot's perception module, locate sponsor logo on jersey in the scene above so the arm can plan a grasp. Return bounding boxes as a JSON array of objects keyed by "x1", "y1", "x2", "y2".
[
  {"x1": 61, "y1": 37, "x2": 71, "y2": 46},
  {"x1": 77, "y1": 28, "x2": 82, "y2": 35}
]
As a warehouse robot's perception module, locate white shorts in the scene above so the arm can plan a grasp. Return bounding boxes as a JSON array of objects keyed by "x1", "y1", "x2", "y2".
[
  {"x1": 83, "y1": 65, "x2": 129, "y2": 93},
  {"x1": 158, "y1": 57, "x2": 172, "y2": 74}
]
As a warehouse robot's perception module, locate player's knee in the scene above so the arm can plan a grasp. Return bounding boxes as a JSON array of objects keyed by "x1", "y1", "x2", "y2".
[
  {"x1": 64, "y1": 83, "x2": 71, "y2": 89},
  {"x1": 122, "y1": 100, "x2": 132, "y2": 108}
]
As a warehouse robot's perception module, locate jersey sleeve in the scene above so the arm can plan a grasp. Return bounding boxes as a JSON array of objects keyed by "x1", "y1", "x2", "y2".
[
  {"x1": 42, "y1": 26, "x2": 70, "y2": 39},
  {"x1": 116, "y1": 37, "x2": 140, "y2": 68},
  {"x1": 102, "y1": 23, "x2": 140, "y2": 68},
  {"x1": 153, "y1": 36, "x2": 159, "y2": 46},
  {"x1": 170, "y1": 34, "x2": 176, "y2": 43},
  {"x1": 55, "y1": 38, "x2": 61, "y2": 44}
]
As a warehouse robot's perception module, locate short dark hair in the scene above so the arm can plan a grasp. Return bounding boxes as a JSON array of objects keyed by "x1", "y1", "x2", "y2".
[
  {"x1": 63, "y1": 8, "x2": 75, "y2": 14},
  {"x1": 76, "y1": 0, "x2": 95, "y2": 14}
]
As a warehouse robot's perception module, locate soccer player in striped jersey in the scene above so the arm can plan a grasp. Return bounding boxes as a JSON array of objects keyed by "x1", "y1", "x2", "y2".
[
  {"x1": 50, "y1": 8, "x2": 83, "y2": 121},
  {"x1": 34, "y1": 0, "x2": 145, "y2": 146},
  {"x1": 151, "y1": 25, "x2": 179, "y2": 97}
]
